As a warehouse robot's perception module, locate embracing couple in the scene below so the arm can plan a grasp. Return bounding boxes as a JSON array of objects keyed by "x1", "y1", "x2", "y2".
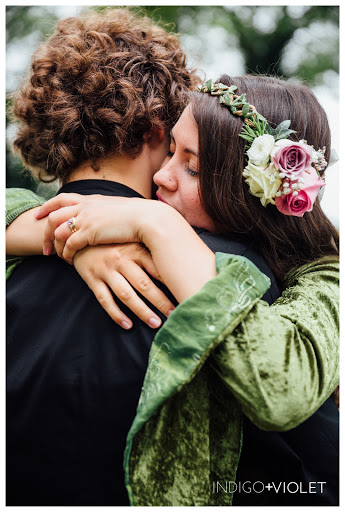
[{"x1": 6, "y1": 7, "x2": 339, "y2": 506}]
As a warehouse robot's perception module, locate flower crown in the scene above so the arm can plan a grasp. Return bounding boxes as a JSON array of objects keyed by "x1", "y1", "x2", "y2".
[{"x1": 198, "y1": 80, "x2": 327, "y2": 217}]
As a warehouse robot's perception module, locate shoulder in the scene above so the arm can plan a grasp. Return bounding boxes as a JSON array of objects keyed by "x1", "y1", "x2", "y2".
[
  {"x1": 194, "y1": 228, "x2": 280, "y2": 304},
  {"x1": 285, "y1": 256, "x2": 339, "y2": 287}
]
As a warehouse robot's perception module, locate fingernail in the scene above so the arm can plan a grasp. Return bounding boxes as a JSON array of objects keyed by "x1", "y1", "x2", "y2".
[
  {"x1": 168, "y1": 309, "x2": 175, "y2": 316},
  {"x1": 121, "y1": 320, "x2": 132, "y2": 330},
  {"x1": 149, "y1": 317, "x2": 161, "y2": 328},
  {"x1": 43, "y1": 246, "x2": 48, "y2": 256},
  {"x1": 34, "y1": 211, "x2": 39, "y2": 218}
]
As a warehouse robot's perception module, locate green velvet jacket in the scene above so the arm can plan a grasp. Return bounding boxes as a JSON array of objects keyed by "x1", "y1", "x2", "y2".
[{"x1": 6, "y1": 188, "x2": 339, "y2": 506}]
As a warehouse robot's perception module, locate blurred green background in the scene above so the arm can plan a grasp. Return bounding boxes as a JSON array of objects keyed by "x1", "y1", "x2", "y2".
[{"x1": 6, "y1": 5, "x2": 339, "y2": 223}]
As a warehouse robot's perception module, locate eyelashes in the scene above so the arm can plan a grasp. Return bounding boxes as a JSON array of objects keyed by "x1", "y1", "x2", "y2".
[
  {"x1": 166, "y1": 149, "x2": 199, "y2": 178},
  {"x1": 186, "y1": 167, "x2": 199, "y2": 177}
]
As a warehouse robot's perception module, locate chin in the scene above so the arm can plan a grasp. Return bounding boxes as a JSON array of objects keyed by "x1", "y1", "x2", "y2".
[
  {"x1": 187, "y1": 218, "x2": 216, "y2": 232},
  {"x1": 197, "y1": 219, "x2": 218, "y2": 232}
]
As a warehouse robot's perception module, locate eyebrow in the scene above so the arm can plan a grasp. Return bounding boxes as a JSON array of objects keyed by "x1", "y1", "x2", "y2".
[{"x1": 170, "y1": 131, "x2": 199, "y2": 158}]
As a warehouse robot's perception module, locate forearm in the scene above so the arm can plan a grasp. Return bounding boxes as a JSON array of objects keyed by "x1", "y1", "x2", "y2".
[
  {"x1": 34, "y1": 195, "x2": 216, "y2": 299},
  {"x1": 6, "y1": 187, "x2": 47, "y2": 256},
  {"x1": 139, "y1": 203, "x2": 216, "y2": 302},
  {"x1": 6, "y1": 208, "x2": 47, "y2": 256}
]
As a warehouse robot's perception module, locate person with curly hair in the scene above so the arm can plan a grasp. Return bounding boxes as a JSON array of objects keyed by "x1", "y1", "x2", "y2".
[
  {"x1": 6, "y1": 7, "x2": 201, "y2": 505},
  {"x1": 6, "y1": 10, "x2": 338, "y2": 509}
]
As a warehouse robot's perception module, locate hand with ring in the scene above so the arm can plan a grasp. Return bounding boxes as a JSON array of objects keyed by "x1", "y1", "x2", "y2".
[
  {"x1": 35, "y1": 193, "x2": 177, "y2": 328},
  {"x1": 35, "y1": 192, "x2": 215, "y2": 304},
  {"x1": 35, "y1": 193, "x2": 159, "y2": 263},
  {"x1": 67, "y1": 217, "x2": 77, "y2": 233}
]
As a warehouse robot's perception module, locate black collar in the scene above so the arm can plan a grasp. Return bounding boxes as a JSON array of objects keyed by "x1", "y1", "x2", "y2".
[{"x1": 57, "y1": 179, "x2": 145, "y2": 198}]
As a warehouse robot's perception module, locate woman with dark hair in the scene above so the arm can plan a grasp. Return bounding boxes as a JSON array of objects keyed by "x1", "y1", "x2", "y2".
[
  {"x1": 190, "y1": 75, "x2": 337, "y2": 285},
  {"x1": 7, "y1": 75, "x2": 338, "y2": 505}
]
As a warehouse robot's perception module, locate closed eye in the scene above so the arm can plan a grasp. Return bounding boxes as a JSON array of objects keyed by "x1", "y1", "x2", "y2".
[{"x1": 186, "y1": 167, "x2": 199, "y2": 178}]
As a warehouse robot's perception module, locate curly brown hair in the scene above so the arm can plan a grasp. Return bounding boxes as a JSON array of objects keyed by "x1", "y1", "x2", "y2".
[{"x1": 12, "y1": 8, "x2": 200, "y2": 183}]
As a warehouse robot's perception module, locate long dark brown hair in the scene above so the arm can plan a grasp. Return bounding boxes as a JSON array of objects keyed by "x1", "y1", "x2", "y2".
[{"x1": 191, "y1": 75, "x2": 339, "y2": 286}]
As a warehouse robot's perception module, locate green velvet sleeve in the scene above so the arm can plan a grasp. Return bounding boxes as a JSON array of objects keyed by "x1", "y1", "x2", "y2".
[
  {"x1": 211, "y1": 255, "x2": 339, "y2": 432},
  {"x1": 6, "y1": 187, "x2": 46, "y2": 279},
  {"x1": 6, "y1": 187, "x2": 46, "y2": 227},
  {"x1": 124, "y1": 253, "x2": 271, "y2": 505}
]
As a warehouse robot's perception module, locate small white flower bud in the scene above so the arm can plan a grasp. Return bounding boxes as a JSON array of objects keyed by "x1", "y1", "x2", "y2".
[
  {"x1": 278, "y1": 172, "x2": 286, "y2": 178},
  {"x1": 283, "y1": 182, "x2": 289, "y2": 188},
  {"x1": 298, "y1": 177, "x2": 304, "y2": 183},
  {"x1": 275, "y1": 190, "x2": 282, "y2": 197},
  {"x1": 292, "y1": 191, "x2": 299, "y2": 196},
  {"x1": 291, "y1": 183, "x2": 298, "y2": 189}
]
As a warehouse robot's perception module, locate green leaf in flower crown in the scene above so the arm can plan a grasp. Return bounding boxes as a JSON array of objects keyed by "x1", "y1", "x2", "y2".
[
  {"x1": 238, "y1": 134, "x2": 254, "y2": 142},
  {"x1": 245, "y1": 125, "x2": 257, "y2": 137},
  {"x1": 231, "y1": 106, "x2": 237, "y2": 114},
  {"x1": 276, "y1": 120, "x2": 291, "y2": 131},
  {"x1": 216, "y1": 83, "x2": 231, "y2": 90},
  {"x1": 274, "y1": 129, "x2": 296, "y2": 141},
  {"x1": 242, "y1": 103, "x2": 250, "y2": 117},
  {"x1": 205, "y1": 79, "x2": 213, "y2": 92},
  {"x1": 252, "y1": 112, "x2": 266, "y2": 123},
  {"x1": 255, "y1": 117, "x2": 267, "y2": 134},
  {"x1": 224, "y1": 92, "x2": 231, "y2": 106},
  {"x1": 268, "y1": 119, "x2": 296, "y2": 141},
  {"x1": 232, "y1": 93, "x2": 246, "y2": 105},
  {"x1": 264, "y1": 124, "x2": 274, "y2": 135}
]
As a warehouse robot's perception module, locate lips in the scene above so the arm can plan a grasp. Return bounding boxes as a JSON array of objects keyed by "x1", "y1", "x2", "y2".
[{"x1": 156, "y1": 192, "x2": 169, "y2": 205}]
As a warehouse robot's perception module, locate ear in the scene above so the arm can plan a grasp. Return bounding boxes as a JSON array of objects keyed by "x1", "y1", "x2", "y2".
[{"x1": 143, "y1": 127, "x2": 166, "y2": 148}]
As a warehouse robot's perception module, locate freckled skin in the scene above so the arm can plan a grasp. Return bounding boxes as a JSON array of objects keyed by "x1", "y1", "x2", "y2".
[{"x1": 153, "y1": 105, "x2": 217, "y2": 232}]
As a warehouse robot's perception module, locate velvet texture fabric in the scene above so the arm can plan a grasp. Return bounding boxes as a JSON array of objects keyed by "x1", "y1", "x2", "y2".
[
  {"x1": 124, "y1": 254, "x2": 339, "y2": 505},
  {"x1": 124, "y1": 254, "x2": 271, "y2": 505},
  {"x1": 6, "y1": 188, "x2": 339, "y2": 506}
]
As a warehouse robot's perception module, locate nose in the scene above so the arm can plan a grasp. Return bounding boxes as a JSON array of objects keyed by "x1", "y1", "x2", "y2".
[{"x1": 153, "y1": 160, "x2": 177, "y2": 191}]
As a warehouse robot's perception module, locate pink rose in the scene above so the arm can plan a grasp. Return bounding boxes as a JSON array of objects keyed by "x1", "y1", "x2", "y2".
[
  {"x1": 271, "y1": 139, "x2": 313, "y2": 178},
  {"x1": 275, "y1": 168, "x2": 325, "y2": 217}
]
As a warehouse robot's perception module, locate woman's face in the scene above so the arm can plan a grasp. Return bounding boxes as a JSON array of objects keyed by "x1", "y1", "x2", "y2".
[{"x1": 153, "y1": 105, "x2": 216, "y2": 232}]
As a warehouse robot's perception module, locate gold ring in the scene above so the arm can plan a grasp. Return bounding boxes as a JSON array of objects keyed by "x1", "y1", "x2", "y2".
[{"x1": 67, "y1": 217, "x2": 77, "y2": 233}]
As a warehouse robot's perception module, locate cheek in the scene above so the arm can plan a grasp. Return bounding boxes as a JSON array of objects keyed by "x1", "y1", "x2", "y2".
[
  {"x1": 181, "y1": 185, "x2": 215, "y2": 231},
  {"x1": 179, "y1": 181, "x2": 200, "y2": 209}
]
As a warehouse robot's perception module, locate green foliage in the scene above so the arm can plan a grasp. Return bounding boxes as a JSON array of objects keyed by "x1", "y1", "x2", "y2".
[
  {"x1": 239, "y1": 117, "x2": 268, "y2": 145},
  {"x1": 239, "y1": 117, "x2": 296, "y2": 148},
  {"x1": 265, "y1": 120, "x2": 296, "y2": 142},
  {"x1": 6, "y1": 6, "x2": 58, "y2": 44}
]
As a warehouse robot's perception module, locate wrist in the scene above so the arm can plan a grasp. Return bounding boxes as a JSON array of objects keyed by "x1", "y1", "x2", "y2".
[{"x1": 139, "y1": 201, "x2": 186, "y2": 249}]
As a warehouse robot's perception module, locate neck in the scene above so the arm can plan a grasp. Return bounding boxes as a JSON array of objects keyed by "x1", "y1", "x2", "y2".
[{"x1": 65, "y1": 148, "x2": 154, "y2": 199}]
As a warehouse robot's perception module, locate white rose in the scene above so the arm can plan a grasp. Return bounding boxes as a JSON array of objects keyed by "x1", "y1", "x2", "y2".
[
  {"x1": 246, "y1": 134, "x2": 275, "y2": 166},
  {"x1": 243, "y1": 162, "x2": 282, "y2": 206}
]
